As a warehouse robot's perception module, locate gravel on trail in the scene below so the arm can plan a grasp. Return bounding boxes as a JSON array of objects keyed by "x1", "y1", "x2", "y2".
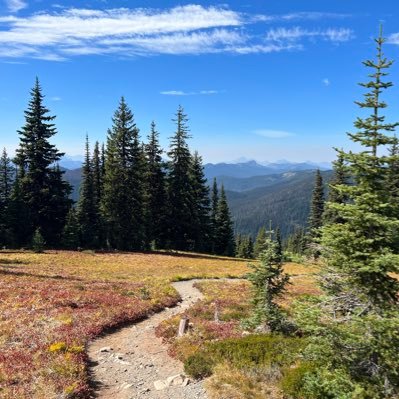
[{"x1": 88, "y1": 279, "x2": 210, "y2": 399}]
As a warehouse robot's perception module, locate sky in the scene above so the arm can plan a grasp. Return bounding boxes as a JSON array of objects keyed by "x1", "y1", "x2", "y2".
[{"x1": 1, "y1": 0, "x2": 399, "y2": 163}]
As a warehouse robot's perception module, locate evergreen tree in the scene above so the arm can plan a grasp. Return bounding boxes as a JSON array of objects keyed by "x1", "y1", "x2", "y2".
[
  {"x1": 323, "y1": 153, "x2": 349, "y2": 224},
  {"x1": 275, "y1": 227, "x2": 282, "y2": 260},
  {"x1": 293, "y1": 31, "x2": 399, "y2": 398},
  {"x1": 254, "y1": 226, "x2": 267, "y2": 258},
  {"x1": 144, "y1": 121, "x2": 167, "y2": 249},
  {"x1": 387, "y1": 136, "x2": 399, "y2": 253},
  {"x1": 235, "y1": 234, "x2": 242, "y2": 257},
  {"x1": 92, "y1": 141, "x2": 103, "y2": 208},
  {"x1": 77, "y1": 136, "x2": 98, "y2": 248},
  {"x1": 31, "y1": 228, "x2": 45, "y2": 253},
  {"x1": 308, "y1": 169, "x2": 325, "y2": 238},
  {"x1": 14, "y1": 78, "x2": 71, "y2": 246},
  {"x1": 189, "y1": 151, "x2": 211, "y2": 252},
  {"x1": 246, "y1": 229, "x2": 290, "y2": 332},
  {"x1": 101, "y1": 143, "x2": 106, "y2": 180},
  {"x1": 102, "y1": 97, "x2": 145, "y2": 250},
  {"x1": 214, "y1": 185, "x2": 235, "y2": 256},
  {"x1": 236, "y1": 234, "x2": 254, "y2": 258},
  {"x1": 166, "y1": 106, "x2": 193, "y2": 250},
  {"x1": 210, "y1": 178, "x2": 219, "y2": 253},
  {"x1": 92, "y1": 141, "x2": 104, "y2": 247},
  {"x1": 0, "y1": 149, "x2": 14, "y2": 247},
  {"x1": 321, "y1": 28, "x2": 399, "y2": 309},
  {"x1": 62, "y1": 208, "x2": 80, "y2": 249},
  {"x1": 285, "y1": 227, "x2": 307, "y2": 255}
]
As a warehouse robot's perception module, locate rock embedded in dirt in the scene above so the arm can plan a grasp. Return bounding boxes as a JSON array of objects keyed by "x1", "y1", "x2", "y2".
[
  {"x1": 166, "y1": 374, "x2": 185, "y2": 386},
  {"x1": 154, "y1": 379, "x2": 167, "y2": 390},
  {"x1": 99, "y1": 346, "x2": 112, "y2": 352}
]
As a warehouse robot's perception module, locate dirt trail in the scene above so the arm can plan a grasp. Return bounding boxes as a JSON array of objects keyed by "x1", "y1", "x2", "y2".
[{"x1": 88, "y1": 279, "x2": 210, "y2": 399}]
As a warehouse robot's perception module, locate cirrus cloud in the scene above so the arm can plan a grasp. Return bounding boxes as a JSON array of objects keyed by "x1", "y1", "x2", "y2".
[{"x1": 0, "y1": 4, "x2": 354, "y2": 60}]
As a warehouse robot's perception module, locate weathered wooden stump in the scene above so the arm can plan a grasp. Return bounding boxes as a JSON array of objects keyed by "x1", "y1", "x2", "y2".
[{"x1": 177, "y1": 317, "x2": 189, "y2": 337}]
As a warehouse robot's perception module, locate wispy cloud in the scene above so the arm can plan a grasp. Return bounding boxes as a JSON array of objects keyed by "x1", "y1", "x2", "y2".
[
  {"x1": 5, "y1": 0, "x2": 27, "y2": 13},
  {"x1": 254, "y1": 129, "x2": 296, "y2": 138},
  {"x1": 323, "y1": 78, "x2": 330, "y2": 86},
  {"x1": 0, "y1": 5, "x2": 354, "y2": 60},
  {"x1": 160, "y1": 89, "x2": 219, "y2": 96},
  {"x1": 265, "y1": 27, "x2": 354, "y2": 43},
  {"x1": 387, "y1": 33, "x2": 399, "y2": 45},
  {"x1": 278, "y1": 12, "x2": 350, "y2": 21}
]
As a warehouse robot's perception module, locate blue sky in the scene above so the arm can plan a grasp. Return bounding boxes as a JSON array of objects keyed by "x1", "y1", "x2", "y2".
[{"x1": 0, "y1": 0, "x2": 399, "y2": 163}]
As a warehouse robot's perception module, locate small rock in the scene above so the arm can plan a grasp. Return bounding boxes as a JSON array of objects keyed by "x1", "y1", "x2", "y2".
[
  {"x1": 115, "y1": 353, "x2": 124, "y2": 359},
  {"x1": 166, "y1": 374, "x2": 184, "y2": 386},
  {"x1": 154, "y1": 380, "x2": 167, "y2": 390},
  {"x1": 182, "y1": 378, "x2": 190, "y2": 387},
  {"x1": 99, "y1": 346, "x2": 112, "y2": 352}
]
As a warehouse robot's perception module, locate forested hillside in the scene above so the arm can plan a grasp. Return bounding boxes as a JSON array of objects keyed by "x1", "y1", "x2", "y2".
[
  {"x1": 227, "y1": 170, "x2": 332, "y2": 238},
  {"x1": 64, "y1": 166, "x2": 332, "y2": 239}
]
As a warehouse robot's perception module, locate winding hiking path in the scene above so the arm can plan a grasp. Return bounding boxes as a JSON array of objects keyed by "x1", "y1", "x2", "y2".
[{"x1": 88, "y1": 279, "x2": 209, "y2": 399}]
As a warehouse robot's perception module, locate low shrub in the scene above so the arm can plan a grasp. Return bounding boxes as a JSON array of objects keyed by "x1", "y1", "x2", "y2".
[
  {"x1": 280, "y1": 362, "x2": 316, "y2": 397},
  {"x1": 184, "y1": 334, "x2": 306, "y2": 379},
  {"x1": 184, "y1": 353, "x2": 214, "y2": 379}
]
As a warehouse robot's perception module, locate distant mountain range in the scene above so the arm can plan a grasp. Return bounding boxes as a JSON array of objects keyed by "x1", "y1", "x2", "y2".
[
  {"x1": 204, "y1": 160, "x2": 330, "y2": 180},
  {"x1": 63, "y1": 160, "x2": 332, "y2": 239}
]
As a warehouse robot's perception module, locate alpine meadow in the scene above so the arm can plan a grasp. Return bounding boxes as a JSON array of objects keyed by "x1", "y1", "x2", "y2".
[{"x1": 1, "y1": 2, "x2": 399, "y2": 399}]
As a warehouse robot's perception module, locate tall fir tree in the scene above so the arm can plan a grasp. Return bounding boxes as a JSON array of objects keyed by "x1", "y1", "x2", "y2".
[
  {"x1": 102, "y1": 97, "x2": 145, "y2": 250},
  {"x1": 13, "y1": 78, "x2": 71, "y2": 246},
  {"x1": 0, "y1": 149, "x2": 14, "y2": 247},
  {"x1": 166, "y1": 106, "x2": 193, "y2": 250},
  {"x1": 77, "y1": 136, "x2": 98, "y2": 248},
  {"x1": 189, "y1": 151, "x2": 211, "y2": 252},
  {"x1": 210, "y1": 178, "x2": 219, "y2": 253},
  {"x1": 214, "y1": 185, "x2": 235, "y2": 256},
  {"x1": 144, "y1": 121, "x2": 167, "y2": 249},
  {"x1": 308, "y1": 169, "x2": 325, "y2": 238},
  {"x1": 321, "y1": 28, "x2": 399, "y2": 308}
]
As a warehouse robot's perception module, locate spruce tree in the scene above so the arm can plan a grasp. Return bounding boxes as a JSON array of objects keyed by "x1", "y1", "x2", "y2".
[
  {"x1": 62, "y1": 208, "x2": 80, "y2": 249},
  {"x1": 0, "y1": 149, "x2": 14, "y2": 247},
  {"x1": 246, "y1": 229, "x2": 290, "y2": 332},
  {"x1": 321, "y1": 29, "x2": 399, "y2": 308},
  {"x1": 210, "y1": 178, "x2": 219, "y2": 253},
  {"x1": 275, "y1": 227, "x2": 283, "y2": 260},
  {"x1": 308, "y1": 169, "x2": 325, "y2": 238},
  {"x1": 166, "y1": 106, "x2": 193, "y2": 250},
  {"x1": 144, "y1": 121, "x2": 167, "y2": 249},
  {"x1": 214, "y1": 185, "x2": 235, "y2": 256},
  {"x1": 102, "y1": 97, "x2": 145, "y2": 250},
  {"x1": 254, "y1": 226, "x2": 267, "y2": 258},
  {"x1": 77, "y1": 136, "x2": 98, "y2": 248},
  {"x1": 14, "y1": 78, "x2": 71, "y2": 246},
  {"x1": 189, "y1": 151, "x2": 211, "y2": 252},
  {"x1": 92, "y1": 141, "x2": 103, "y2": 208}
]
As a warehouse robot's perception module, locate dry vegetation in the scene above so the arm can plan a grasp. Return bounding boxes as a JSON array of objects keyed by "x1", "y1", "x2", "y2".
[
  {"x1": 0, "y1": 251, "x2": 318, "y2": 398},
  {"x1": 156, "y1": 263, "x2": 320, "y2": 398},
  {"x1": 0, "y1": 250, "x2": 249, "y2": 398}
]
